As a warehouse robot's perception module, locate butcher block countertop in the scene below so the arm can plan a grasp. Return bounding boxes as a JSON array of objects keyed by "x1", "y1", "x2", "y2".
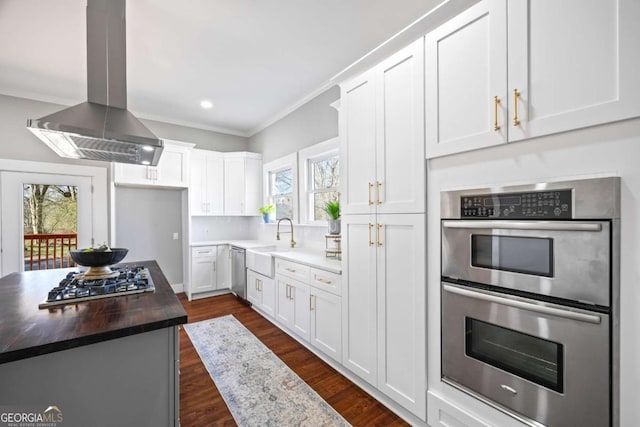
[{"x1": 0, "y1": 260, "x2": 187, "y2": 364}]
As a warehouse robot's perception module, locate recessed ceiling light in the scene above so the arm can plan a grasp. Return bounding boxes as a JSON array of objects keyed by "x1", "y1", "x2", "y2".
[
  {"x1": 141, "y1": 160, "x2": 150, "y2": 165},
  {"x1": 142, "y1": 145, "x2": 154, "y2": 152},
  {"x1": 200, "y1": 100, "x2": 213, "y2": 109}
]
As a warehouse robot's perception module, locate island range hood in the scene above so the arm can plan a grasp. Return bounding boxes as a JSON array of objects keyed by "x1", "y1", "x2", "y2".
[{"x1": 27, "y1": 0, "x2": 163, "y2": 166}]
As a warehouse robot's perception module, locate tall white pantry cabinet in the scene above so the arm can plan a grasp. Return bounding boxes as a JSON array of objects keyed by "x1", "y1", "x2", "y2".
[{"x1": 339, "y1": 38, "x2": 426, "y2": 420}]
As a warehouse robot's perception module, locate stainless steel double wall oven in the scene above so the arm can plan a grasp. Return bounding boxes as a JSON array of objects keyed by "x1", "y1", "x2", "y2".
[{"x1": 440, "y1": 177, "x2": 620, "y2": 427}]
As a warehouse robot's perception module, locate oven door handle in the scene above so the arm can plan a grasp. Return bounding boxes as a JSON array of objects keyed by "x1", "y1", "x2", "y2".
[
  {"x1": 442, "y1": 220, "x2": 602, "y2": 232},
  {"x1": 443, "y1": 284, "x2": 602, "y2": 324}
]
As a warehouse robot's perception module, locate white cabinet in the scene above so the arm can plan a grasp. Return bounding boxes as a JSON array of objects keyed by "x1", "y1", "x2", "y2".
[
  {"x1": 223, "y1": 152, "x2": 262, "y2": 216},
  {"x1": 247, "y1": 269, "x2": 275, "y2": 317},
  {"x1": 187, "y1": 245, "x2": 230, "y2": 300},
  {"x1": 275, "y1": 275, "x2": 310, "y2": 341},
  {"x1": 425, "y1": 0, "x2": 640, "y2": 158},
  {"x1": 342, "y1": 213, "x2": 426, "y2": 420},
  {"x1": 274, "y1": 258, "x2": 342, "y2": 363},
  {"x1": 310, "y1": 286, "x2": 342, "y2": 363},
  {"x1": 190, "y1": 149, "x2": 223, "y2": 216},
  {"x1": 113, "y1": 140, "x2": 194, "y2": 188},
  {"x1": 340, "y1": 38, "x2": 425, "y2": 215}
]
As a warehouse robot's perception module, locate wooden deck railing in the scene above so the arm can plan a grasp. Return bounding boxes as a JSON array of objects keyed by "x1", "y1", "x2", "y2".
[{"x1": 24, "y1": 233, "x2": 77, "y2": 271}]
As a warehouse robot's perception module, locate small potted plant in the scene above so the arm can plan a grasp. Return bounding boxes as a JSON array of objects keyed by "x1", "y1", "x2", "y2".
[
  {"x1": 324, "y1": 200, "x2": 341, "y2": 235},
  {"x1": 259, "y1": 204, "x2": 275, "y2": 223}
]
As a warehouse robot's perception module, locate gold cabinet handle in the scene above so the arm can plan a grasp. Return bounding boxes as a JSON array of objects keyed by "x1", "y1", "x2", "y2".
[
  {"x1": 513, "y1": 89, "x2": 521, "y2": 126},
  {"x1": 316, "y1": 277, "x2": 332, "y2": 285},
  {"x1": 493, "y1": 96, "x2": 501, "y2": 131},
  {"x1": 377, "y1": 224, "x2": 383, "y2": 247},
  {"x1": 368, "y1": 223, "x2": 374, "y2": 246},
  {"x1": 376, "y1": 181, "x2": 382, "y2": 205},
  {"x1": 285, "y1": 267, "x2": 296, "y2": 273},
  {"x1": 368, "y1": 182, "x2": 374, "y2": 205}
]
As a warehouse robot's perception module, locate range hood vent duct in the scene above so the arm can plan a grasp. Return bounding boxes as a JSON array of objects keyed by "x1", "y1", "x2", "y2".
[{"x1": 27, "y1": 0, "x2": 163, "y2": 166}]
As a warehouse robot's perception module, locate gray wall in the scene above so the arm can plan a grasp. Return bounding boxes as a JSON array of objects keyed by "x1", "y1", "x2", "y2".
[
  {"x1": 249, "y1": 85, "x2": 340, "y2": 162},
  {"x1": 142, "y1": 118, "x2": 249, "y2": 152},
  {"x1": 115, "y1": 187, "x2": 183, "y2": 284}
]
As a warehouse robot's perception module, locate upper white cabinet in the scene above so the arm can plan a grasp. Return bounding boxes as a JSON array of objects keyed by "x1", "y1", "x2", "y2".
[
  {"x1": 341, "y1": 213, "x2": 426, "y2": 419},
  {"x1": 223, "y1": 152, "x2": 262, "y2": 216},
  {"x1": 340, "y1": 38, "x2": 425, "y2": 215},
  {"x1": 190, "y1": 149, "x2": 224, "y2": 216},
  {"x1": 425, "y1": 0, "x2": 640, "y2": 158},
  {"x1": 113, "y1": 140, "x2": 194, "y2": 188}
]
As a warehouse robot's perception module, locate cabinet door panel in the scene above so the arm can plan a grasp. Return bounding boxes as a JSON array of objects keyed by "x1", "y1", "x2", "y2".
[
  {"x1": 275, "y1": 277, "x2": 294, "y2": 326},
  {"x1": 341, "y1": 215, "x2": 377, "y2": 385},
  {"x1": 157, "y1": 147, "x2": 187, "y2": 187},
  {"x1": 191, "y1": 257, "x2": 215, "y2": 293},
  {"x1": 215, "y1": 246, "x2": 230, "y2": 290},
  {"x1": 205, "y1": 155, "x2": 224, "y2": 215},
  {"x1": 224, "y1": 158, "x2": 245, "y2": 215},
  {"x1": 310, "y1": 287, "x2": 341, "y2": 363},
  {"x1": 376, "y1": 39, "x2": 425, "y2": 214},
  {"x1": 246, "y1": 270, "x2": 260, "y2": 307},
  {"x1": 189, "y1": 156, "x2": 206, "y2": 215},
  {"x1": 425, "y1": 0, "x2": 507, "y2": 158},
  {"x1": 291, "y1": 282, "x2": 310, "y2": 341},
  {"x1": 376, "y1": 214, "x2": 426, "y2": 419},
  {"x1": 509, "y1": 0, "x2": 640, "y2": 141},
  {"x1": 340, "y1": 71, "x2": 376, "y2": 215},
  {"x1": 260, "y1": 275, "x2": 276, "y2": 318}
]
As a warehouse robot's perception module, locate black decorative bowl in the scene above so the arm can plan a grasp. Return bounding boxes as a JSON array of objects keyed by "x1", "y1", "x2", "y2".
[{"x1": 70, "y1": 248, "x2": 128, "y2": 267}]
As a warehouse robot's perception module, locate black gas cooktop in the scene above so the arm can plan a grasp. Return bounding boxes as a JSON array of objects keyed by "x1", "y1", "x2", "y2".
[{"x1": 38, "y1": 266, "x2": 155, "y2": 309}]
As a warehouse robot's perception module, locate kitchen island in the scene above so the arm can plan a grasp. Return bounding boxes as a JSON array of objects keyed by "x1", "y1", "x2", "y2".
[{"x1": 0, "y1": 260, "x2": 186, "y2": 427}]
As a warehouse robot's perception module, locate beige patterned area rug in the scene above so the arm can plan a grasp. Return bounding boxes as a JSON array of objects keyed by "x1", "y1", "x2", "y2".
[{"x1": 184, "y1": 315, "x2": 350, "y2": 426}]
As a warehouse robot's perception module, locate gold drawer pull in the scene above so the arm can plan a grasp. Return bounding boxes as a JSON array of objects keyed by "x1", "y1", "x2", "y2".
[
  {"x1": 376, "y1": 181, "x2": 382, "y2": 205},
  {"x1": 285, "y1": 267, "x2": 296, "y2": 273},
  {"x1": 377, "y1": 223, "x2": 383, "y2": 247},
  {"x1": 493, "y1": 96, "x2": 501, "y2": 131},
  {"x1": 513, "y1": 88, "x2": 521, "y2": 126},
  {"x1": 316, "y1": 277, "x2": 332, "y2": 285},
  {"x1": 368, "y1": 223, "x2": 374, "y2": 246},
  {"x1": 368, "y1": 182, "x2": 374, "y2": 205}
]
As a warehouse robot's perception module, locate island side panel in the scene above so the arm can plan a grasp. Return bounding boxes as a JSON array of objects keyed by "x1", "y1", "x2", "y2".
[{"x1": 0, "y1": 327, "x2": 179, "y2": 427}]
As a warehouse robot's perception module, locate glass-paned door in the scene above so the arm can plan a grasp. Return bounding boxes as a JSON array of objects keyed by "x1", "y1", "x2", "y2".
[
  {"x1": 1, "y1": 172, "x2": 93, "y2": 275},
  {"x1": 23, "y1": 184, "x2": 79, "y2": 271}
]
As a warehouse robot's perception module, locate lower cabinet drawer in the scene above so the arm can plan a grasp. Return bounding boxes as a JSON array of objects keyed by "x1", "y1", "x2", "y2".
[
  {"x1": 191, "y1": 246, "x2": 216, "y2": 258},
  {"x1": 275, "y1": 258, "x2": 310, "y2": 282},
  {"x1": 309, "y1": 267, "x2": 341, "y2": 296}
]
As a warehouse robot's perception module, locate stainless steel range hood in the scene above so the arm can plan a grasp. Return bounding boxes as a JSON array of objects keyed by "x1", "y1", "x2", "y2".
[{"x1": 27, "y1": 0, "x2": 163, "y2": 166}]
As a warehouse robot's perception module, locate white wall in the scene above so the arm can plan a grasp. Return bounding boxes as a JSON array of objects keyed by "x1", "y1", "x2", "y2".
[
  {"x1": 426, "y1": 117, "x2": 640, "y2": 426},
  {"x1": 190, "y1": 216, "x2": 259, "y2": 242}
]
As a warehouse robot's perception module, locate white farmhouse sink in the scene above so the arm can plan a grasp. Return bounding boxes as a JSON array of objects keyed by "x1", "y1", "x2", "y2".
[{"x1": 246, "y1": 246, "x2": 276, "y2": 278}]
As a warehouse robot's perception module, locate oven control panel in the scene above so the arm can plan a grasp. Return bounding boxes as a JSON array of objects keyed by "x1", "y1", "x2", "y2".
[{"x1": 461, "y1": 189, "x2": 572, "y2": 219}]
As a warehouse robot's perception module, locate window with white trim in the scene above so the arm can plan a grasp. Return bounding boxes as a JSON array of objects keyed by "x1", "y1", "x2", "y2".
[
  {"x1": 298, "y1": 137, "x2": 340, "y2": 224},
  {"x1": 307, "y1": 153, "x2": 339, "y2": 221},
  {"x1": 263, "y1": 154, "x2": 298, "y2": 222}
]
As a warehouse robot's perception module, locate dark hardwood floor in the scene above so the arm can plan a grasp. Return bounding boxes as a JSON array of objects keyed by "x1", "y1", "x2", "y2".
[{"x1": 178, "y1": 293, "x2": 408, "y2": 427}]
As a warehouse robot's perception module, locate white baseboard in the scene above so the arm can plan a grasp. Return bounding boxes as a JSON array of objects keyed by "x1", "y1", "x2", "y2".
[{"x1": 171, "y1": 283, "x2": 184, "y2": 294}]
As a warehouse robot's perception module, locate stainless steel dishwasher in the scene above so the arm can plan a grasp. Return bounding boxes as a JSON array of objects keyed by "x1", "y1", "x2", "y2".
[{"x1": 231, "y1": 246, "x2": 247, "y2": 302}]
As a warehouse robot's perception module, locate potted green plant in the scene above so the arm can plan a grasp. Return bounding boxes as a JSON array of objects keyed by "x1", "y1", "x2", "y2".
[
  {"x1": 259, "y1": 204, "x2": 275, "y2": 223},
  {"x1": 324, "y1": 201, "x2": 341, "y2": 235}
]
